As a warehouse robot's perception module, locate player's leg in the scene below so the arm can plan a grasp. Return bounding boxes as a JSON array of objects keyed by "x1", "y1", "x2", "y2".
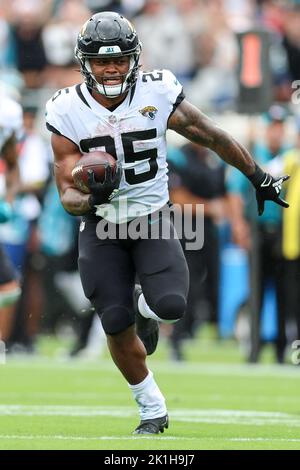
[
  {"x1": 0, "y1": 244, "x2": 21, "y2": 341},
  {"x1": 106, "y1": 323, "x2": 168, "y2": 434},
  {"x1": 78, "y1": 216, "x2": 167, "y2": 433},
  {"x1": 132, "y1": 217, "x2": 189, "y2": 329},
  {"x1": 78, "y1": 217, "x2": 146, "y2": 382},
  {"x1": 128, "y1": 218, "x2": 188, "y2": 433}
]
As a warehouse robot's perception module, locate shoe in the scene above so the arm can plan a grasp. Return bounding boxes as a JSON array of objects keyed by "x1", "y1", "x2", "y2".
[
  {"x1": 134, "y1": 284, "x2": 159, "y2": 356},
  {"x1": 133, "y1": 414, "x2": 169, "y2": 435}
]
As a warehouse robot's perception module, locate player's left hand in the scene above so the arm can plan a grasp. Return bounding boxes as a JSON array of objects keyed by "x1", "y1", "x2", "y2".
[
  {"x1": 87, "y1": 162, "x2": 122, "y2": 206},
  {"x1": 255, "y1": 173, "x2": 290, "y2": 216},
  {"x1": 246, "y1": 163, "x2": 290, "y2": 215}
]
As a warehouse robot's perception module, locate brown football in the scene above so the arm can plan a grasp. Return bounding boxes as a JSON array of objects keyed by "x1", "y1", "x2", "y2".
[{"x1": 71, "y1": 151, "x2": 117, "y2": 194}]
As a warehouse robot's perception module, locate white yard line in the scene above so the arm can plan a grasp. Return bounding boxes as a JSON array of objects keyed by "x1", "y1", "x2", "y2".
[
  {"x1": 0, "y1": 434, "x2": 300, "y2": 443},
  {"x1": 1, "y1": 405, "x2": 300, "y2": 427},
  {"x1": 0, "y1": 434, "x2": 196, "y2": 441},
  {"x1": 0, "y1": 392, "x2": 299, "y2": 403},
  {"x1": 4, "y1": 358, "x2": 300, "y2": 379}
]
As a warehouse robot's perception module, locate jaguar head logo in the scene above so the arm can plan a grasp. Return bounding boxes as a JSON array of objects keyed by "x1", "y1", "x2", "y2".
[{"x1": 139, "y1": 106, "x2": 158, "y2": 120}]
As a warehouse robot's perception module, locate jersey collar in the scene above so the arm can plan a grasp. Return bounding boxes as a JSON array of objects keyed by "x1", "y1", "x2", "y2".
[{"x1": 78, "y1": 82, "x2": 135, "y2": 114}]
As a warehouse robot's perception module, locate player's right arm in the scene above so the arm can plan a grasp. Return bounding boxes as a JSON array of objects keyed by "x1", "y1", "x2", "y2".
[
  {"x1": 51, "y1": 133, "x2": 92, "y2": 215},
  {"x1": 169, "y1": 99, "x2": 289, "y2": 215}
]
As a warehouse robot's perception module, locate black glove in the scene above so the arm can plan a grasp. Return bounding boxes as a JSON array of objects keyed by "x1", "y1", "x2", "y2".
[
  {"x1": 247, "y1": 163, "x2": 289, "y2": 216},
  {"x1": 87, "y1": 163, "x2": 122, "y2": 209}
]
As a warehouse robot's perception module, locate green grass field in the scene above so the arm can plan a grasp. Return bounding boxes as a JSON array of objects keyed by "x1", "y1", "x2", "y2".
[{"x1": 0, "y1": 331, "x2": 300, "y2": 450}]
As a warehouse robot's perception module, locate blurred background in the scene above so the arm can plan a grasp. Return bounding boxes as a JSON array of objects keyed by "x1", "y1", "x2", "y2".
[{"x1": 0, "y1": 0, "x2": 300, "y2": 366}]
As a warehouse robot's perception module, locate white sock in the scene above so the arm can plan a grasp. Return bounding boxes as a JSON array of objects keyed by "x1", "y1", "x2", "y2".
[
  {"x1": 138, "y1": 293, "x2": 179, "y2": 324},
  {"x1": 128, "y1": 370, "x2": 167, "y2": 420}
]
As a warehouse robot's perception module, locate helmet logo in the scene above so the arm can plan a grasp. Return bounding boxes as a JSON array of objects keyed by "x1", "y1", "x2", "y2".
[
  {"x1": 139, "y1": 106, "x2": 158, "y2": 120},
  {"x1": 98, "y1": 45, "x2": 122, "y2": 54}
]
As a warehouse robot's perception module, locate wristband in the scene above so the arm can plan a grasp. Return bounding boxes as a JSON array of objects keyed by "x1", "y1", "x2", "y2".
[
  {"x1": 88, "y1": 194, "x2": 97, "y2": 212},
  {"x1": 246, "y1": 163, "x2": 265, "y2": 188},
  {"x1": 88, "y1": 193, "x2": 109, "y2": 210}
]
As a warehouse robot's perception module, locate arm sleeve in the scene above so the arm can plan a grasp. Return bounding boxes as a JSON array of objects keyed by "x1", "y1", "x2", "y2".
[
  {"x1": 161, "y1": 69, "x2": 185, "y2": 123},
  {"x1": 45, "y1": 94, "x2": 78, "y2": 146}
]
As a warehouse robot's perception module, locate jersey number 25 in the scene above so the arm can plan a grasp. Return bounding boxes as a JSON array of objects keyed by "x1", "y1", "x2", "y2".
[{"x1": 80, "y1": 129, "x2": 158, "y2": 185}]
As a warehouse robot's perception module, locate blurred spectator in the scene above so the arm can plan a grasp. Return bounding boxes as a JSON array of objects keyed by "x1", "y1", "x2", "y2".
[
  {"x1": 223, "y1": 0, "x2": 257, "y2": 33},
  {"x1": 167, "y1": 143, "x2": 227, "y2": 360},
  {"x1": 0, "y1": 13, "x2": 15, "y2": 68},
  {"x1": 172, "y1": 0, "x2": 204, "y2": 38},
  {"x1": 226, "y1": 104, "x2": 292, "y2": 363},
  {"x1": 38, "y1": 180, "x2": 83, "y2": 336},
  {"x1": 0, "y1": 5, "x2": 25, "y2": 95},
  {"x1": 280, "y1": 140, "x2": 300, "y2": 351},
  {"x1": 0, "y1": 103, "x2": 50, "y2": 352},
  {"x1": 84, "y1": 0, "x2": 123, "y2": 14},
  {"x1": 38, "y1": 181, "x2": 105, "y2": 357},
  {"x1": 122, "y1": 0, "x2": 145, "y2": 17},
  {"x1": 257, "y1": 2, "x2": 295, "y2": 101},
  {"x1": 42, "y1": 0, "x2": 91, "y2": 89},
  {"x1": 185, "y1": 10, "x2": 239, "y2": 112},
  {"x1": 134, "y1": 0, "x2": 196, "y2": 83},
  {"x1": 282, "y1": 5, "x2": 300, "y2": 82},
  {"x1": 268, "y1": 119, "x2": 300, "y2": 349},
  {"x1": 0, "y1": 104, "x2": 50, "y2": 270},
  {"x1": 0, "y1": 87, "x2": 23, "y2": 342},
  {"x1": 258, "y1": 0, "x2": 288, "y2": 36},
  {"x1": 7, "y1": 1, "x2": 52, "y2": 89}
]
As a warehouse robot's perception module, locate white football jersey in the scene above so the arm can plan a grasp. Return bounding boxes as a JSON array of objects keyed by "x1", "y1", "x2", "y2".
[
  {"x1": 0, "y1": 94, "x2": 23, "y2": 153},
  {"x1": 46, "y1": 69, "x2": 184, "y2": 223}
]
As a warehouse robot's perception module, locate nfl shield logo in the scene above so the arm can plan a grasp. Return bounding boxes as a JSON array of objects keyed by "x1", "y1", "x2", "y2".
[{"x1": 108, "y1": 115, "x2": 117, "y2": 125}]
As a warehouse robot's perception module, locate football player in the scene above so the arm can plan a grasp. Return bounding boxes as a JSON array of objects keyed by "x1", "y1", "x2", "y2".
[
  {"x1": 0, "y1": 91, "x2": 23, "y2": 340},
  {"x1": 46, "y1": 11, "x2": 289, "y2": 434}
]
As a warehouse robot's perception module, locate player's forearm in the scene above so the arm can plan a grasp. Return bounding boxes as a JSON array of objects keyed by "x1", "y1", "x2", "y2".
[
  {"x1": 184, "y1": 124, "x2": 256, "y2": 176},
  {"x1": 169, "y1": 101, "x2": 256, "y2": 176},
  {"x1": 61, "y1": 187, "x2": 91, "y2": 215},
  {"x1": 209, "y1": 130, "x2": 256, "y2": 176}
]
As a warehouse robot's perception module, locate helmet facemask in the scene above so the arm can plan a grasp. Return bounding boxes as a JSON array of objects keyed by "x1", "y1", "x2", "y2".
[{"x1": 75, "y1": 47, "x2": 141, "y2": 98}]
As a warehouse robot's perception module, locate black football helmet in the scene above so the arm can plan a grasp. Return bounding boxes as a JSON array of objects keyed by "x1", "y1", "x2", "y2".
[{"x1": 75, "y1": 11, "x2": 142, "y2": 98}]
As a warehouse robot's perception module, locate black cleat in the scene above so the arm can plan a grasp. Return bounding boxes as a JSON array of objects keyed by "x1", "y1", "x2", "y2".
[
  {"x1": 133, "y1": 415, "x2": 169, "y2": 435},
  {"x1": 134, "y1": 285, "x2": 159, "y2": 355}
]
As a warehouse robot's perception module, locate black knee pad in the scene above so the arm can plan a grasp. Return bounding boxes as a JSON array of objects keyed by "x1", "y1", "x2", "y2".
[
  {"x1": 99, "y1": 305, "x2": 134, "y2": 335},
  {"x1": 155, "y1": 294, "x2": 186, "y2": 321}
]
